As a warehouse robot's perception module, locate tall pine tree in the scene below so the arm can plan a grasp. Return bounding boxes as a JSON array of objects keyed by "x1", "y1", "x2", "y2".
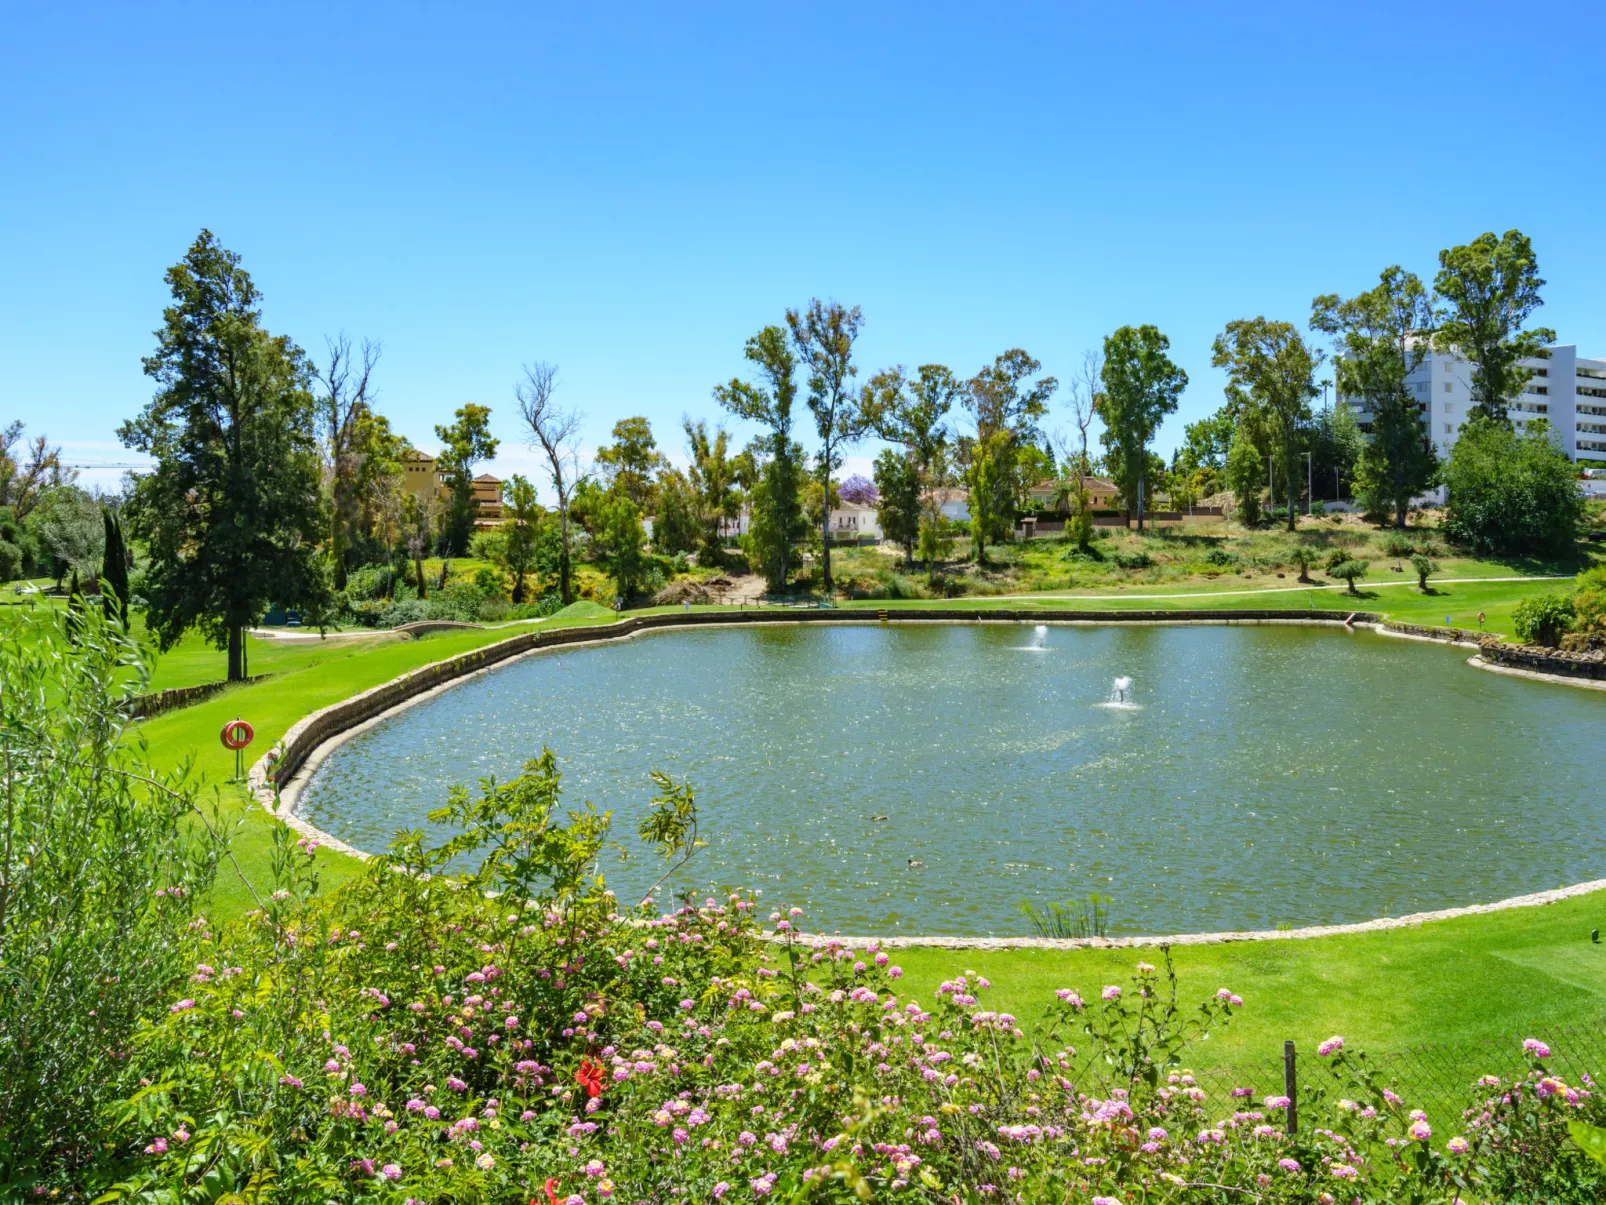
[{"x1": 119, "y1": 231, "x2": 329, "y2": 681}]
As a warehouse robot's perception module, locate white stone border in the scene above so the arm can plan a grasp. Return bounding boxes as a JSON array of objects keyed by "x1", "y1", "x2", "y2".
[{"x1": 245, "y1": 612, "x2": 1606, "y2": 945}]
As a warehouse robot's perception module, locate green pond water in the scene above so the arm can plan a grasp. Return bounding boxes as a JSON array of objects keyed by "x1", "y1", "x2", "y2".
[{"x1": 296, "y1": 623, "x2": 1606, "y2": 936}]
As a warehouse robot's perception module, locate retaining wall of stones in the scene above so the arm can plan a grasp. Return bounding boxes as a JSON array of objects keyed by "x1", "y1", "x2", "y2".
[
  {"x1": 1479, "y1": 642, "x2": 1606, "y2": 681},
  {"x1": 130, "y1": 674, "x2": 272, "y2": 719}
]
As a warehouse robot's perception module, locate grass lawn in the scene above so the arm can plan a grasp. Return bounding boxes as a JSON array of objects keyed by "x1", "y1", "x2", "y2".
[{"x1": 125, "y1": 574, "x2": 1606, "y2": 1111}]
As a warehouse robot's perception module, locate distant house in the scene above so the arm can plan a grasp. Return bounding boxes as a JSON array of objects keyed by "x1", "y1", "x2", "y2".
[
  {"x1": 925, "y1": 487, "x2": 970, "y2": 523},
  {"x1": 397, "y1": 450, "x2": 504, "y2": 528},
  {"x1": 828, "y1": 502, "x2": 881, "y2": 540},
  {"x1": 1027, "y1": 476, "x2": 1122, "y2": 511}
]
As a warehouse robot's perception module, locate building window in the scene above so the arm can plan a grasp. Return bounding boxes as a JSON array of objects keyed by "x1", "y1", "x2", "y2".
[
  {"x1": 1444, "y1": 423, "x2": 1453, "y2": 434},
  {"x1": 1444, "y1": 381, "x2": 1453, "y2": 392}
]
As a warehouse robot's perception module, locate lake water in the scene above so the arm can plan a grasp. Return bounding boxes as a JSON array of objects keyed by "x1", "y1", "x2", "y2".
[{"x1": 296, "y1": 623, "x2": 1606, "y2": 936}]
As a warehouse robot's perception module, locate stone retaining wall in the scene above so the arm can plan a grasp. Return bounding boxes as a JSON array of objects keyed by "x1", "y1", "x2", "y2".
[
  {"x1": 130, "y1": 674, "x2": 271, "y2": 719},
  {"x1": 1479, "y1": 642, "x2": 1606, "y2": 681},
  {"x1": 1378, "y1": 620, "x2": 1489, "y2": 644}
]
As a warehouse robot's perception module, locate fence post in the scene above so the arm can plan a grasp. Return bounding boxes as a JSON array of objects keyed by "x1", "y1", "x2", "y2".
[{"x1": 1283, "y1": 1040, "x2": 1298, "y2": 1136}]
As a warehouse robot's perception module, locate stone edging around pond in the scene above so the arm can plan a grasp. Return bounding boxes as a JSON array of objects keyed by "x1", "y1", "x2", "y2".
[{"x1": 245, "y1": 607, "x2": 1606, "y2": 945}]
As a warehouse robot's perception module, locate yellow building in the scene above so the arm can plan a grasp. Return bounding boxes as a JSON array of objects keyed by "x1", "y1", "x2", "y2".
[
  {"x1": 400, "y1": 449, "x2": 504, "y2": 527},
  {"x1": 1028, "y1": 476, "x2": 1122, "y2": 511}
]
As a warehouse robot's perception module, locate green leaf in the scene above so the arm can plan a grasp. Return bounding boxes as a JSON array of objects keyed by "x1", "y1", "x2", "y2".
[{"x1": 1569, "y1": 1120, "x2": 1606, "y2": 1168}]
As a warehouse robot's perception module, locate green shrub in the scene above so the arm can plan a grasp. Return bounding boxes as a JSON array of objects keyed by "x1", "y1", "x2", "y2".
[
  {"x1": 0, "y1": 608, "x2": 216, "y2": 1180},
  {"x1": 1111, "y1": 549, "x2": 1153, "y2": 570},
  {"x1": 1204, "y1": 547, "x2": 1236, "y2": 567},
  {"x1": 1442, "y1": 416, "x2": 1584, "y2": 554},
  {"x1": 1383, "y1": 532, "x2": 1416, "y2": 558},
  {"x1": 1512, "y1": 593, "x2": 1576, "y2": 647},
  {"x1": 1325, "y1": 547, "x2": 1352, "y2": 572}
]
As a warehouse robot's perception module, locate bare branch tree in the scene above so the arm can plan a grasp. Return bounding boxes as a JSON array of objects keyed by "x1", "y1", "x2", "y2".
[
  {"x1": 314, "y1": 334, "x2": 382, "y2": 588},
  {"x1": 515, "y1": 362, "x2": 585, "y2": 604}
]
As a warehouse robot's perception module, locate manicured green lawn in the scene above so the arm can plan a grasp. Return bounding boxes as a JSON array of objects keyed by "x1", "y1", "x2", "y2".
[{"x1": 128, "y1": 577, "x2": 1606, "y2": 1108}]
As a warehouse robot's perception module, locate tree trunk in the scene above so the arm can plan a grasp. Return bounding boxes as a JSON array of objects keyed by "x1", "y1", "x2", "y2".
[
  {"x1": 559, "y1": 509, "x2": 573, "y2": 604},
  {"x1": 1285, "y1": 442, "x2": 1297, "y2": 532},
  {"x1": 415, "y1": 554, "x2": 427, "y2": 598},
  {"x1": 1136, "y1": 468, "x2": 1145, "y2": 533},
  {"x1": 820, "y1": 463, "x2": 833, "y2": 592},
  {"x1": 227, "y1": 624, "x2": 244, "y2": 683}
]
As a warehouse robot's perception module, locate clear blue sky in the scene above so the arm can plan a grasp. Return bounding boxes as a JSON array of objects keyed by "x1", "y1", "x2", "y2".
[{"x1": 4, "y1": 1, "x2": 1602, "y2": 497}]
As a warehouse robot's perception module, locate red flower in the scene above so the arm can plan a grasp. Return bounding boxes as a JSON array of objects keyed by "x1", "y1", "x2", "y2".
[
  {"x1": 575, "y1": 1057, "x2": 605, "y2": 1099},
  {"x1": 541, "y1": 1178, "x2": 560, "y2": 1205}
]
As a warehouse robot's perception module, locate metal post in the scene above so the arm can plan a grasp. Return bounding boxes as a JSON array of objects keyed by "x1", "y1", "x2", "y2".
[{"x1": 1283, "y1": 1040, "x2": 1298, "y2": 1135}]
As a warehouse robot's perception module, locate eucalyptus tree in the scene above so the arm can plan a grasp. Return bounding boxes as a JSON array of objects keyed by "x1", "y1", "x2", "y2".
[
  {"x1": 516, "y1": 362, "x2": 584, "y2": 604},
  {"x1": 434, "y1": 403, "x2": 499, "y2": 559},
  {"x1": 119, "y1": 230, "x2": 328, "y2": 681},
  {"x1": 713, "y1": 326, "x2": 806, "y2": 591},
  {"x1": 1211, "y1": 318, "x2": 1322, "y2": 530},
  {"x1": 1433, "y1": 230, "x2": 1555, "y2": 424},
  {"x1": 1097, "y1": 326, "x2": 1186, "y2": 531},
  {"x1": 862, "y1": 362, "x2": 960, "y2": 482},
  {"x1": 1311, "y1": 267, "x2": 1439, "y2": 527},
  {"x1": 595, "y1": 416, "x2": 666, "y2": 513},
  {"x1": 787, "y1": 300, "x2": 868, "y2": 591},
  {"x1": 963, "y1": 350, "x2": 1057, "y2": 561},
  {"x1": 314, "y1": 333, "x2": 381, "y2": 588},
  {"x1": 684, "y1": 418, "x2": 740, "y2": 558}
]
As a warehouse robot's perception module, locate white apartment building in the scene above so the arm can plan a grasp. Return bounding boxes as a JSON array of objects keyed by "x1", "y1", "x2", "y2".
[{"x1": 1345, "y1": 344, "x2": 1606, "y2": 464}]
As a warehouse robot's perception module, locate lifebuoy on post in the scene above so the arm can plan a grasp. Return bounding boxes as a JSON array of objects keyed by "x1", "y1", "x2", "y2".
[
  {"x1": 221, "y1": 719, "x2": 254, "y2": 750},
  {"x1": 221, "y1": 718, "x2": 254, "y2": 782}
]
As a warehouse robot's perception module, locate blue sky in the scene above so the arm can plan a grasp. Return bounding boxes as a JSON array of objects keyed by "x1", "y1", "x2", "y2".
[{"x1": 4, "y1": 1, "x2": 1603, "y2": 498}]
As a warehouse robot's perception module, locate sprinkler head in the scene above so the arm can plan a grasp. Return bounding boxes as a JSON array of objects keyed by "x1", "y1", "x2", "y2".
[{"x1": 1593, "y1": 929, "x2": 1600, "y2": 944}]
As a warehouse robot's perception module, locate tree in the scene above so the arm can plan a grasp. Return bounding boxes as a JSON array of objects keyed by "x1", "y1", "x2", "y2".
[
  {"x1": 434, "y1": 403, "x2": 499, "y2": 558},
  {"x1": 917, "y1": 510, "x2": 956, "y2": 583},
  {"x1": 1053, "y1": 349, "x2": 1104, "y2": 541},
  {"x1": 862, "y1": 363, "x2": 958, "y2": 482},
  {"x1": 1311, "y1": 266, "x2": 1440, "y2": 527},
  {"x1": 313, "y1": 333, "x2": 381, "y2": 588},
  {"x1": 1433, "y1": 230, "x2": 1556, "y2": 424},
  {"x1": 597, "y1": 494, "x2": 647, "y2": 599},
  {"x1": 595, "y1": 416, "x2": 666, "y2": 512},
  {"x1": 1305, "y1": 399, "x2": 1364, "y2": 502},
  {"x1": 29, "y1": 486, "x2": 103, "y2": 588},
  {"x1": 0, "y1": 422, "x2": 74, "y2": 522},
  {"x1": 965, "y1": 429, "x2": 1013, "y2": 564},
  {"x1": 961, "y1": 350, "x2": 1058, "y2": 561},
  {"x1": 1180, "y1": 407, "x2": 1235, "y2": 472},
  {"x1": 1410, "y1": 553, "x2": 1439, "y2": 592},
  {"x1": 119, "y1": 231, "x2": 329, "y2": 680},
  {"x1": 515, "y1": 362, "x2": 584, "y2": 605},
  {"x1": 1097, "y1": 326, "x2": 1187, "y2": 531},
  {"x1": 838, "y1": 474, "x2": 877, "y2": 506},
  {"x1": 402, "y1": 491, "x2": 436, "y2": 599},
  {"x1": 1330, "y1": 558, "x2": 1368, "y2": 595},
  {"x1": 788, "y1": 300, "x2": 868, "y2": 591},
  {"x1": 684, "y1": 419, "x2": 740, "y2": 559},
  {"x1": 714, "y1": 326, "x2": 805, "y2": 591},
  {"x1": 0, "y1": 507, "x2": 23, "y2": 583},
  {"x1": 1224, "y1": 423, "x2": 1264, "y2": 526},
  {"x1": 1211, "y1": 318, "x2": 1321, "y2": 531},
  {"x1": 498, "y1": 474, "x2": 542, "y2": 603},
  {"x1": 1290, "y1": 545, "x2": 1318, "y2": 582},
  {"x1": 652, "y1": 469, "x2": 700, "y2": 556},
  {"x1": 872, "y1": 448, "x2": 920, "y2": 565},
  {"x1": 100, "y1": 506, "x2": 129, "y2": 625},
  {"x1": 1440, "y1": 416, "x2": 1582, "y2": 555}
]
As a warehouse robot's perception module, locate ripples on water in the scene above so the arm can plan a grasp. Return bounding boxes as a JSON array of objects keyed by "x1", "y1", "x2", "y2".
[{"x1": 295, "y1": 624, "x2": 1606, "y2": 935}]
